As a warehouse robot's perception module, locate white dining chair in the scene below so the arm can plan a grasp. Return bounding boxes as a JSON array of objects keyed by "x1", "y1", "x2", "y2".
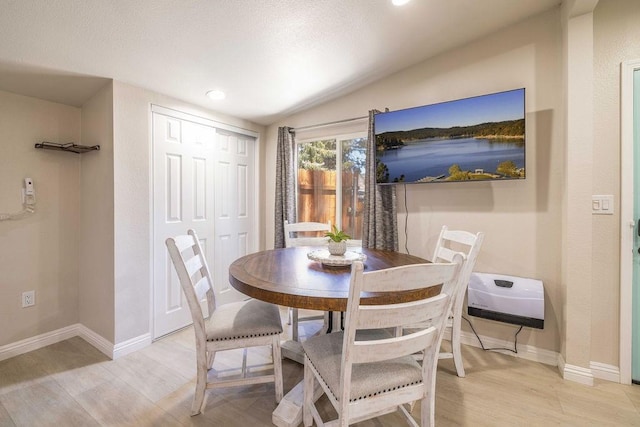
[
  {"x1": 431, "y1": 225, "x2": 484, "y2": 377},
  {"x1": 284, "y1": 220, "x2": 332, "y2": 341},
  {"x1": 302, "y1": 255, "x2": 465, "y2": 427},
  {"x1": 165, "y1": 229, "x2": 283, "y2": 415}
]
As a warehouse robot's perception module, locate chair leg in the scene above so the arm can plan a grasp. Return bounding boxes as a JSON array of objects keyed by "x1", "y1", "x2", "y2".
[
  {"x1": 451, "y1": 310, "x2": 465, "y2": 378},
  {"x1": 206, "y1": 350, "x2": 215, "y2": 369},
  {"x1": 398, "y1": 403, "x2": 418, "y2": 427},
  {"x1": 272, "y1": 336, "x2": 283, "y2": 402},
  {"x1": 287, "y1": 307, "x2": 293, "y2": 325},
  {"x1": 421, "y1": 396, "x2": 434, "y2": 427},
  {"x1": 292, "y1": 308, "x2": 300, "y2": 342},
  {"x1": 191, "y1": 361, "x2": 208, "y2": 416},
  {"x1": 303, "y1": 359, "x2": 313, "y2": 427},
  {"x1": 422, "y1": 349, "x2": 438, "y2": 427},
  {"x1": 241, "y1": 348, "x2": 248, "y2": 377}
]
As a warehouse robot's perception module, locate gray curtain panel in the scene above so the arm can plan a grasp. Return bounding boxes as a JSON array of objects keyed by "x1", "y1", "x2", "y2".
[
  {"x1": 362, "y1": 110, "x2": 398, "y2": 250},
  {"x1": 274, "y1": 127, "x2": 297, "y2": 249}
]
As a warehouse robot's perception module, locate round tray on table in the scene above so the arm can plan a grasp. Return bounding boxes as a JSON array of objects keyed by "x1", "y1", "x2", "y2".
[{"x1": 306, "y1": 249, "x2": 367, "y2": 267}]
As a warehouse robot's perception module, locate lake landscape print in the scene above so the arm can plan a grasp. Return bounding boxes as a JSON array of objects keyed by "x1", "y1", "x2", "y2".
[{"x1": 375, "y1": 88, "x2": 525, "y2": 184}]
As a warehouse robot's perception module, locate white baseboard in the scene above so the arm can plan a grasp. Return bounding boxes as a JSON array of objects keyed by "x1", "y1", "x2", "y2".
[
  {"x1": 456, "y1": 327, "x2": 559, "y2": 366},
  {"x1": 0, "y1": 322, "x2": 622, "y2": 386},
  {"x1": 557, "y1": 353, "x2": 594, "y2": 386},
  {"x1": 77, "y1": 324, "x2": 115, "y2": 359},
  {"x1": 0, "y1": 324, "x2": 152, "y2": 362},
  {"x1": 590, "y1": 361, "x2": 620, "y2": 383},
  {"x1": 456, "y1": 327, "x2": 606, "y2": 386},
  {"x1": 113, "y1": 333, "x2": 152, "y2": 359},
  {"x1": 565, "y1": 366, "x2": 596, "y2": 386},
  {"x1": 0, "y1": 324, "x2": 81, "y2": 362}
]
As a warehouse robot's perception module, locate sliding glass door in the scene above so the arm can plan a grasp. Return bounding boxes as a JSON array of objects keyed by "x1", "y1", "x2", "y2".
[{"x1": 296, "y1": 134, "x2": 366, "y2": 240}]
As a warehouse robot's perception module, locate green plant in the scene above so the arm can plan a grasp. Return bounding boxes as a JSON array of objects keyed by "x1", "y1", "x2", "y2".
[{"x1": 325, "y1": 225, "x2": 350, "y2": 242}]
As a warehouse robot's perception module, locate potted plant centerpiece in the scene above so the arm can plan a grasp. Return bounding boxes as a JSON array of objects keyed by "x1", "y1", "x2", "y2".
[{"x1": 325, "y1": 225, "x2": 350, "y2": 256}]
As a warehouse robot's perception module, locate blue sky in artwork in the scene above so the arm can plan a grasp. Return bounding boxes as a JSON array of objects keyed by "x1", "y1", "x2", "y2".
[{"x1": 374, "y1": 88, "x2": 525, "y2": 134}]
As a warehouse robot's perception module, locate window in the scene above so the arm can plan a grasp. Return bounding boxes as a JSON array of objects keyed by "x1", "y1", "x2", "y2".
[{"x1": 296, "y1": 133, "x2": 366, "y2": 240}]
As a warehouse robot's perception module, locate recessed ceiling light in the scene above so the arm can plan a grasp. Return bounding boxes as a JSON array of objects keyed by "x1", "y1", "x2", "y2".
[
  {"x1": 392, "y1": 0, "x2": 411, "y2": 5},
  {"x1": 206, "y1": 89, "x2": 226, "y2": 100}
]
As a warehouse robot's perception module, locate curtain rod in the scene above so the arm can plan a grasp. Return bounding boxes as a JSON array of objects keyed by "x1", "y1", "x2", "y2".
[{"x1": 289, "y1": 115, "x2": 368, "y2": 133}]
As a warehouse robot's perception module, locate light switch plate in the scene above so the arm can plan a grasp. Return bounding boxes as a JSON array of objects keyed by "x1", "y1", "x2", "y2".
[{"x1": 592, "y1": 195, "x2": 614, "y2": 215}]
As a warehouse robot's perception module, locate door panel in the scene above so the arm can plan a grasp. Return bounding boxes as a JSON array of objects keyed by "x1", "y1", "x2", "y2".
[
  {"x1": 166, "y1": 154, "x2": 182, "y2": 221},
  {"x1": 153, "y1": 113, "x2": 215, "y2": 338},
  {"x1": 193, "y1": 157, "x2": 207, "y2": 220},
  {"x1": 213, "y1": 131, "x2": 256, "y2": 305}
]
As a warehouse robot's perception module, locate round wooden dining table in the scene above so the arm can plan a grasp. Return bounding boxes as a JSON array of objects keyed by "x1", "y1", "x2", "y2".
[{"x1": 228, "y1": 246, "x2": 441, "y2": 312}]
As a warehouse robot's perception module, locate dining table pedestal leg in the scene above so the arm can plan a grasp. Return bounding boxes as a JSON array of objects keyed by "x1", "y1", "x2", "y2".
[
  {"x1": 281, "y1": 340, "x2": 304, "y2": 364},
  {"x1": 272, "y1": 376, "x2": 323, "y2": 427},
  {"x1": 281, "y1": 311, "x2": 341, "y2": 364}
]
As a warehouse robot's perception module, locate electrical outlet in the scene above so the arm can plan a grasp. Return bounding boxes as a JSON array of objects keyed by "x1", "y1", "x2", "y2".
[{"x1": 22, "y1": 291, "x2": 35, "y2": 308}]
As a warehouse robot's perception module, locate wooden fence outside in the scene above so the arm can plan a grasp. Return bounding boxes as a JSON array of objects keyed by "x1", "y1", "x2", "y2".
[{"x1": 297, "y1": 169, "x2": 363, "y2": 238}]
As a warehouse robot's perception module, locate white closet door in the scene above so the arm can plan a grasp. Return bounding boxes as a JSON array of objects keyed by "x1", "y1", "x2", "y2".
[
  {"x1": 152, "y1": 112, "x2": 216, "y2": 338},
  {"x1": 152, "y1": 108, "x2": 258, "y2": 339},
  {"x1": 213, "y1": 130, "x2": 257, "y2": 305}
]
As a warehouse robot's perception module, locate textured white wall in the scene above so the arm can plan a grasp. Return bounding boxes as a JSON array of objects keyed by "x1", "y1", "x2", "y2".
[
  {"x1": 0, "y1": 90, "x2": 81, "y2": 346},
  {"x1": 79, "y1": 82, "x2": 115, "y2": 342},
  {"x1": 592, "y1": 0, "x2": 640, "y2": 367},
  {"x1": 562, "y1": 8, "x2": 594, "y2": 371}
]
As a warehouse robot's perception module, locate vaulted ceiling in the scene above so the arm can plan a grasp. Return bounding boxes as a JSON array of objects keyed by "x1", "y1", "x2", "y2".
[{"x1": 0, "y1": 0, "x2": 560, "y2": 125}]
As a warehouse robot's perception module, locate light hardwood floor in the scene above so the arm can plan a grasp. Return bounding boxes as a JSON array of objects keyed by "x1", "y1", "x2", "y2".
[{"x1": 1, "y1": 309, "x2": 639, "y2": 426}]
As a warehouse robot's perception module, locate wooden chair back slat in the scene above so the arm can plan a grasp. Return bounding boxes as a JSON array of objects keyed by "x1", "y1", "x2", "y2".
[
  {"x1": 285, "y1": 236, "x2": 328, "y2": 247},
  {"x1": 284, "y1": 220, "x2": 331, "y2": 248},
  {"x1": 172, "y1": 234, "x2": 196, "y2": 253},
  {"x1": 351, "y1": 327, "x2": 439, "y2": 364},
  {"x1": 359, "y1": 262, "x2": 459, "y2": 293},
  {"x1": 440, "y1": 229, "x2": 479, "y2": 247},
  {"x1": 193, "y1": 276, "x2": 212, "y2": 303},
  {"x1": 355, "y1": 293, "x2": 449, "y2": 330},
  {"x1": 184, "y1": 253, "x2": 204, "y2": 278},
  {"x1": 433, "y1": 246, "x2": 461, "y2": 263}
]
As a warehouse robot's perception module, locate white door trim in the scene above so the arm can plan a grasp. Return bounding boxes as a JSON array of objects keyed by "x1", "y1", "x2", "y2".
[
  {"x1": 150, "y1": 104, "x2": 259, "y2": 139},
  {"x1": 620, "y1": 59, "x2": 640, "y2": 384}
]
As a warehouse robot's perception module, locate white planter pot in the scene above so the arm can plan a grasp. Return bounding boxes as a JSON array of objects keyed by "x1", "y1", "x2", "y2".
[{"x1": 328, "y1": 240, "x2": 347, "y2": 256}]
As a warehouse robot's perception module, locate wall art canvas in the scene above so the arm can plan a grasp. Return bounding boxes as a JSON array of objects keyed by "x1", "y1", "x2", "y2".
[{"x1": 375, "y1": 88, "x2": 525, "y2": 184}]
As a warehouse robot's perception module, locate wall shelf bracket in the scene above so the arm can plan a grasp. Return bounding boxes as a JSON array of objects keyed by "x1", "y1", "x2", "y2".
[{"x1": 35, "y1": 141, "x2": 100, "y2": 154}]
